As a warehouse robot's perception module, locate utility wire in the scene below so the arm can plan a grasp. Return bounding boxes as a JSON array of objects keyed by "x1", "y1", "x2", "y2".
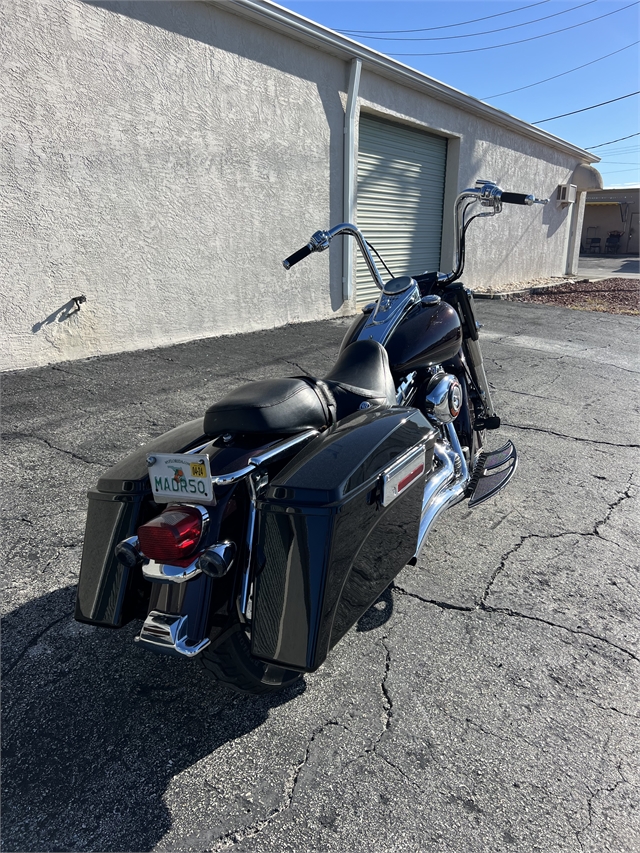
[
  {"x1": 533, "y1": 91, "x2": 640, "y2": 123},
  {"x1": 339, "y1": 0, "x2": 550, "y2": 34},
  {"x1": 483, "y1": 41, "x2": 639, "y2": 99},
  {"x1": 390, "y1": 2, "x2": 638, "y2": 56},
  {"x1": 586, "y1": 132, "x2": 640, "y2": 148},
  {"x1": 341, "y1": 0, "x2": 597, "y2": 41}
]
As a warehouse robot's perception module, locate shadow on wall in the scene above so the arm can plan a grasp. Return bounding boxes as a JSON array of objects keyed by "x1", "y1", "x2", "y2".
[
  {"x1": 84, "y1": 0, "x2": 347, "y2": 313},
  {"x1": 542, "y1": 196, "x2": 567, "y2": 238},
  {"x1": 32, "y1": 296, "x2": 87, "y2": 333},
  {"x1": 1, "y1": 581, "x2": 390, "y2": 851}
]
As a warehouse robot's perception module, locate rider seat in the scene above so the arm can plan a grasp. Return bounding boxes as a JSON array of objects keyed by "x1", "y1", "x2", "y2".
[{"x1": 203, "y1": 340, "x2": 396, "y2": 436}]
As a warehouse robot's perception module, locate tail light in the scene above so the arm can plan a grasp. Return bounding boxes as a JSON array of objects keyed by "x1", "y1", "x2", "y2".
[{"x1": 137, "y1": 505, "x2": 207, "y2": 563}]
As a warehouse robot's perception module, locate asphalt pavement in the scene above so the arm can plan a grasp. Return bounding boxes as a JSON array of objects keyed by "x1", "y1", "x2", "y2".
[
  {"x1": 2, "y1": 300, "x2": 639, "y2": 853},
  {"x1": 577, "y1": 253, "x2": 640, "y2": 280}
]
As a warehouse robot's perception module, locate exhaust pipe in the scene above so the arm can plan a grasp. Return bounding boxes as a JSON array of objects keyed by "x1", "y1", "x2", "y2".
[{"x1": 412, "y1": 423, "x2": 470, "y2": 562}]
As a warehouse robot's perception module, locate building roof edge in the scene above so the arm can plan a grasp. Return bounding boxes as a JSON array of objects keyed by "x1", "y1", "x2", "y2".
[{"x1": 206, "y1": 0, "x2": 600, "y2": 164}]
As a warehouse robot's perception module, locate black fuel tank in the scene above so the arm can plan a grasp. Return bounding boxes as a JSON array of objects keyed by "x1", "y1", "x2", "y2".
[{"x1": 384, "y1": 301, "x2": 462, "y2": 375}]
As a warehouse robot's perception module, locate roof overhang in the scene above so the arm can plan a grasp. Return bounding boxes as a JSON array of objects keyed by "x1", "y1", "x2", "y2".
[{"x1": 205, "y1": 0, "x2": 600, "y2": 164}]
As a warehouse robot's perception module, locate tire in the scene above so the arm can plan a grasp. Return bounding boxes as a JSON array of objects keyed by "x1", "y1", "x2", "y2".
[{"x1": 200, "y1": 621, "x2": 302, "y2": 695}]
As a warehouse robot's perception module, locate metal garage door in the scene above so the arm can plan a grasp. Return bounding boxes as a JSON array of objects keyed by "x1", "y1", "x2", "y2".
[{"x1": 356, "y1": 114, "x2": 447, "y2": 305}]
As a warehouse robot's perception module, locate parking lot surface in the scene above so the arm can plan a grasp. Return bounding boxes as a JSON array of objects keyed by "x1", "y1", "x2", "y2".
[
  {"x1": 2, "y1": 300, "x2": 639, "y2": 852},
  {"x1": 577, "y1": 253, "x2": 640, "y2": 280}
]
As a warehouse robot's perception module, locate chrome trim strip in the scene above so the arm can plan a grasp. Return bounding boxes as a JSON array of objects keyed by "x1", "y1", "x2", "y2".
[
  {"x1": 240, "y1": 474, "x2": 258, "y2": 616},
  {"x1": 211, "y1": 464, "x2": 256, "y2": 487},
  {"x1": 186, "y1": 441, "x2": 212, "y2": 455},
  {"x1": 210, "y1": 430, "x2": 318, "y2": 487},
  {"x1": 135, "y1": 611, "x2": 210, "y2": 658},
  {"x1": 356, "y1": 284, "x2": 420, "y2": 347},
  {"x1": 248, "y1": 429, "x2": 318, "y2": 467},
  {"x1": 142, "y1": 559, "x2": 202, "y2": 584}
]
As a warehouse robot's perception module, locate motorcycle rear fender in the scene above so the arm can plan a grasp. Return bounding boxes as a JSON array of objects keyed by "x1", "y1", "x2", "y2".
[
  {"x1": 75, "y1": 418, "x2": 208, "y2": 628},
  {"x1": 250, "y1": 407, "x2": 437, "y2": 672}
]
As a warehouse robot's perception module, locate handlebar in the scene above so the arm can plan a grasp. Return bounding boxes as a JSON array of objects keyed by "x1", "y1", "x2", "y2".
[
  {"x1": 283, "y1": 244, "x2": 312, "y2": 269},
  {"x1": 500, "y1": 192, "x2": 534, "y2": 206},
  {"x1": 282, "y1": 180, "x2": 549, "y2": 290}
]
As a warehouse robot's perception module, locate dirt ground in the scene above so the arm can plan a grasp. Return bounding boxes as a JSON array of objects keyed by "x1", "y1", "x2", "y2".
[{"x1": 511, "y1": 277, "x2": 639, "y2": 316}]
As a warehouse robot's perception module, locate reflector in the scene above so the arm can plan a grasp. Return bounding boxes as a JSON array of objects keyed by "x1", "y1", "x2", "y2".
[{"x1": 138, "y1": 506, "x2": 203, "y2": 563}]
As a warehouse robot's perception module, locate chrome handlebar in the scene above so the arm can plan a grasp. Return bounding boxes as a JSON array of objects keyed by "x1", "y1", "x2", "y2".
[
  {"x1": 440, "y1": 179, "x2": 549, "y2": 285},
  {"x1": 283, "y1": 179, "x2": 549, "y2": 291},
  {"x1": 283, "y1": 222, "x2": 386, "y2": 290}
]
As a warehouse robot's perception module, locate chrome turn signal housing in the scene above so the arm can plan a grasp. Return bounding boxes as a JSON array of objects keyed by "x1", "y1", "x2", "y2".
[{"x1": 196, "y1": 542, "x2": 236, "y2": 578}]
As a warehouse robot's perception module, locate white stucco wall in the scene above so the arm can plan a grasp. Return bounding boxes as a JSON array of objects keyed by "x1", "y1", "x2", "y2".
[
  {"x1": 2, "y1": 0, "x2": 348, "y2": 371},
  {"x1": 2, "y1": 0, "x2": 591, "y2": 371}
]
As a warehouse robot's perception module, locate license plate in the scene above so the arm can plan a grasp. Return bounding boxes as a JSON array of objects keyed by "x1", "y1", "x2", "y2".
[{"x1": 147, "y1": 453, "x2": 213, "y2": 503}]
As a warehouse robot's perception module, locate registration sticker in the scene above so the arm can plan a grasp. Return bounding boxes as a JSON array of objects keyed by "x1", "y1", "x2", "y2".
[{"x1": 147, "y1": 453, "x2": 213, "y2": 503}]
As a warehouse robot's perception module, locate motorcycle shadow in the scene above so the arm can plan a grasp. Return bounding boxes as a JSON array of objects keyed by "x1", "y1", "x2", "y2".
[
  {"x1": 356, "y1": 586, "x2": 394, "y2": 632},
  {"x1": 1, "y1": 586, "x2": 305, "y2": 852}
]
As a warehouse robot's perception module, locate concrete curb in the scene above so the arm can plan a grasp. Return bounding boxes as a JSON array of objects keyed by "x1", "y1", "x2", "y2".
[{"x1": 473, "y1": 278, "x2": 581, "y2": 300}]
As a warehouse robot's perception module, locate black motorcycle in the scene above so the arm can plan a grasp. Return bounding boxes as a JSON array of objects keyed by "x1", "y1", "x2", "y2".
[{"x1": 75, "y1": 180, "x2": 547, "y2": 693}]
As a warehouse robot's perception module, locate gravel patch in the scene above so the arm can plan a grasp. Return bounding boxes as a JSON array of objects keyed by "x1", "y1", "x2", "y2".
[
  {"x1": 509, "y1": 277, "x2": 639, "y2": 315},
  {"x1": 473, "y1": 276, "x2": 568, "y2": 295}
]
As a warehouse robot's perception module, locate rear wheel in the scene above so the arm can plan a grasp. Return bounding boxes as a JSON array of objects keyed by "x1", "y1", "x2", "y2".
[{"x1": 200, "y1": 615, "x2": 302, "y2": 695}]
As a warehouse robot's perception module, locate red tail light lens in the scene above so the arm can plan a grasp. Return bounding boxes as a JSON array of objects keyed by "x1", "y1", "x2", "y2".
[{"x1": 137, "y1": 506, "x2": 204, "y2": 563}]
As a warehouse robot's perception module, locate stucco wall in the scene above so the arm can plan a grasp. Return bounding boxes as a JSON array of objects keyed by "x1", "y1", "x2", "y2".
[
  {"x1": 3, "y1": 0, "x2": 585, "y2": 371},
  {"x1": 2, "y1": 0, "x2": 348, "y2": 371}
]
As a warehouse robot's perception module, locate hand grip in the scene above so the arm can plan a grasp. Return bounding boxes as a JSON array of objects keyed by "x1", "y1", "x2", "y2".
[
  {"x1": 500, "y1": 192, "x2": 534, "y2": 206},
  {"x1": 283, "y1": 244, "x2": 312, "y2": 270}
]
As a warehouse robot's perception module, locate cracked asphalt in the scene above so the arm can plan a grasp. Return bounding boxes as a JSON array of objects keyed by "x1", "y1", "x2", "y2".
[{"x1": 2, "y1": 300, "x2": 639, "y2": 853}]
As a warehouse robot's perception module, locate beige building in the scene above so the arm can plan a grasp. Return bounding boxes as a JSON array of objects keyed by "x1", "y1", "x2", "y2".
[
  {"x1": 3, "y1": 0, "x2": 603, "y2": 371},
  {"x1": 581, "y1": 188, "x2": 640, "y2": 255}
]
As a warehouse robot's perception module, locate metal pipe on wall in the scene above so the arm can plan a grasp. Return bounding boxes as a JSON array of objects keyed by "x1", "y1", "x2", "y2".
[{"x1": 342, "y1": 58, "x2": 362, "y2": 302}]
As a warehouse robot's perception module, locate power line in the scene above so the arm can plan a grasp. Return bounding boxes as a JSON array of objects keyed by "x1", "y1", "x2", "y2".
[
  {"x1": 341, "y1": 0, "x2": 597, "y2": 42},
  {"x1": 586, "y1": 132, "x2": 640, "y2": 149},
  {"x1": 600, "y1": 167, "x2": 640, "y2": 174},
  {"x1": 482, "y1": 41, "x2": 639, "y2": 99},
  {"x1": 339, "y1": 0, "x2": 551, "y2": 35},
  {"x1": 533, "y1": 92, "x2": 640, "y2": 124},
  {"x1": 389, "y1": 2, "x2": 638, "y2": 56}
]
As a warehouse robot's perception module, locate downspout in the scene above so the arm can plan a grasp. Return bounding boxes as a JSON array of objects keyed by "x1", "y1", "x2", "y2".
[{"x1": 342, "y1": 57, "x2": 362, "y2": 302}]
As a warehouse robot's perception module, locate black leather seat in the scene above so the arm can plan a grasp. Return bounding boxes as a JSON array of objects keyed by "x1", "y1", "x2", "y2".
[
  {"x1": 323, "y1": 339, "x2": 396, "y2": 420},
  {"x1": 203, "y1": 340, "x2": 396, "y2": 436}
]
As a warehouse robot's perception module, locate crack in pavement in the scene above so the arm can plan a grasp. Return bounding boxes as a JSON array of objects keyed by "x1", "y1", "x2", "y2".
[
  {"x1": 211, "y1": 634, "x2": 400, "y2": 849},
  {"x1": 480, "y1": 603, "x2": 639, "y2": 663},
  {"x1": 481, "y1": 475, "x2": 635, "y2": 604},
  {"x1": 502, "y1": 422, "x2": 640, "y2": 449},
  {"x1": 575, "y1": 761, "x2": 631, "y2": 852},
  {"x1": 392, "y1": 583, "x2": 473, "y2": 613},
  {"x1": 283, "y1": 360, "x2": 313, "y2": 377},
  {"x1": 1, "y1": 432, "x2": 108, "y2": 467},
  {"x1": 210, "y1": 719, "x2": 347, "y2": 851},
  {"x1": 2, "y1": 610, "x2": 74, "y2": 679},
  {"x1": 391, "y1": 479, "x2": 638, "y2": 663}
]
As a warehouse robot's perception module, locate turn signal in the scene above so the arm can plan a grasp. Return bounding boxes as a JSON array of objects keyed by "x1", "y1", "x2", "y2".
[
  {"x1": 137, "y1": 506, "x2": 206, "y2": 563},
  {"x1": 197, "y1": 542, "x2": 236, "y2": 578}
]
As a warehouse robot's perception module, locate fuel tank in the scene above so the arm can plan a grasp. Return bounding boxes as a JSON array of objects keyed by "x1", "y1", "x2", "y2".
[{"x1": 341, "y1": 300, "x2": 463, "y2": 377}]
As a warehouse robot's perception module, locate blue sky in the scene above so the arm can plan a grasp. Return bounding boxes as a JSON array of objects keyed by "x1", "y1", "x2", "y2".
[{"x1": 278, "y1": 0, "x2": 640, "y2": 187}]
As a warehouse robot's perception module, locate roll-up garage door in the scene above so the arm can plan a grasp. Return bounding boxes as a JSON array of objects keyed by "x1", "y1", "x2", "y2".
[{"x1": 356, "y1": 114, "x2": 447, "y2": 306}]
